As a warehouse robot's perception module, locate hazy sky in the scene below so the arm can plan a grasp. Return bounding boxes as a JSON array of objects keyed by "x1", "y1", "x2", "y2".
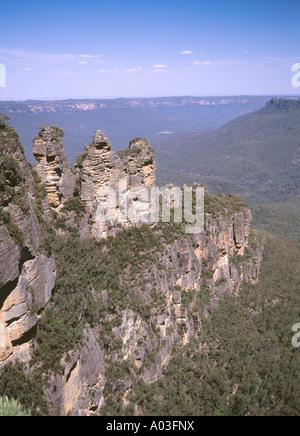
[{"x1": 0, "y1": 0, "x2": 299, "y2": 100}]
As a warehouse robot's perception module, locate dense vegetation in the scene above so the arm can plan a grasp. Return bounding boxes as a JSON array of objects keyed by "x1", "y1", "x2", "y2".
[
  {"x1": 252, "y1": 196, "x2": 300, "y2": 241},
  {"x1": 0, "y1": 114, "x2": 27, "y2": 245},
  {"x1": 0, "y1": 363, "x2": 48, "y2": 416},
  {"x1": 0, "y1": 397, "x2": 31, "y2": 417},
  {"x1": 204, "y1": 192, "x2": 247, "y2": 217},
  {"x1": 2, "y1": 231, "x2": 299, "y2": 416},
  {"x1": 33, "y1": 223, "x2": 186, "y2": 373},
  {"x1": 0, "y1": 221, "x2": 185, "y2": 415},
  {"x1": 131, "y1": 236, "x2": 300, "y2": 416}
]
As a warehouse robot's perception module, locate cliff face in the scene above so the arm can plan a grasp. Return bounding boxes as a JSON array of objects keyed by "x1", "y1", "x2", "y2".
[
  {"x1": 0, "y1": 122, "x2": 262, "y2": 416},
  {"x1": 0, "y1": 120, "x2": 56, "y2": 364},
  {"x1": 205, "y1": 209, "x2": 261, "y2": 289},
  {"x1": 44, "y1": 326, "x2": 106, "y2": 416},
  {"x1": 41, "y1": 207, "x2": 261, "y2": 416}
]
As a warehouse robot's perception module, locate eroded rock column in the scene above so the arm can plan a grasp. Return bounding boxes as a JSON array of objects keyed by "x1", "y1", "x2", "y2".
[{"x1": 33, "y1": 127, "x2": 76, "y2": 209}]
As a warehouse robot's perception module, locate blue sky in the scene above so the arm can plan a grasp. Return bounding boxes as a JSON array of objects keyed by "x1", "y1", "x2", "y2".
[{"x1": 0, "y1": 0, "x2": 299, "y2": 99}]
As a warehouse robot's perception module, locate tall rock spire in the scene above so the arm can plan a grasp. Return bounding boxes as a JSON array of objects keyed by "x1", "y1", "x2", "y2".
[{"x1": 33, "y1": 126, "x2": 76, "y2": 209}]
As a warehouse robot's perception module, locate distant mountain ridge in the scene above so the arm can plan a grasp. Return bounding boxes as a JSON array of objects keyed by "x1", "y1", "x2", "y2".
[
  {"x1": 0, "y1": 96, "x2": 274, "y2": 163},
  {"x1": 0, "y1": 96, "x2": 271, "y2": 113},
  {"x1": 156, "y1": 98, "x2": 300, "y2": 204}
]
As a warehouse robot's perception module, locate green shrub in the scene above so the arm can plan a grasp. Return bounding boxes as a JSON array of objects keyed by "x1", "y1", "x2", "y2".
[
  {"x1": 0, "y1": 397, "x2": 31, "y2": 417},
  {"x1": 0, "y1": 155, "x2": 19, "y2": 173},
  {"x1": 0, "y1": 207, "x2": 24, "y2": 246},
  {"x1": 181, "y1": 290, "x2": 195, "y2": 309},
  {"x1": 205, "y1": 193, "x2": 247, "y2": 217},
  {"x1": 73, "y1": 178, "x2": 81, "y2": 197},
  {"x1": 0, "y1": 113, "x2": 10, "y2": 129},
  {"x1": 0, "y1": 363, "x2": 48, "y2": 416},
  {"x1": 62, "y1": 197, "x2": 85, "y2": 217},
  {"x1": 30, "y1": 168, "x2": 47, "y2": 222},
  {"x1": 0, "y1": 156, "x2": 20, "y2": 201},
  {"x1": 12, "y1": 194, "x2": 30, "y2": 213},
  {"x1": 215, "y1": 277, "x2": 227, "y2": 287},
  {"x1": 75, "y1": 151, "x2": 87, "y2": 167}
]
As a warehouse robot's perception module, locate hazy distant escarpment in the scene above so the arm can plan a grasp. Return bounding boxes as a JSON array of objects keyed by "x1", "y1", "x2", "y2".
[
  {"x1": 0, "y1": 116, "x2": 267, "y2": 416},
  {"x1": 156, "y1": 98, "x2": 300, "y2": 204},
  {"x1": 0, "y1": 96, "x2": 271, "y2": 163},
  {"x1": 155, "y1": 98, "x2": 300, "y2": 240}
]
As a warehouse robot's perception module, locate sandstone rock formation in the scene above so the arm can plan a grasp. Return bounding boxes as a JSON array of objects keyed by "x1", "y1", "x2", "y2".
[
  {"x1": 75, "y1": 132, "x2": 156, "y2": 239},
  {"x1": 0, "y1": 122, "x2": 263, "y2": 416},
  {"x1": 0, "y1": 121, "x2": 56, "y2": 364},
  {"x1": 33, "y1": 127, "x2": 76, "y2": 209},
  {"x1": 109, "y1": 209, "x2": 261, "y2": 386}
]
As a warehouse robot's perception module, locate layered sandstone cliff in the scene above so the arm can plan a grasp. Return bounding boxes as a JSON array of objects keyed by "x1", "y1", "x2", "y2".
[
  {"x1": 42, "y1": 205, "x2": 261, "y2": 415},
  {"x1": 74, "y1": 131, "x2": 156, "y2": 239},
  {"x1": 0, "y1": 123, "x2": 262, "y2": 416},
  {"x1": 0, "y1": 121, "x2": 56, "y2": 364},
  {"x1": 33, "y1": 127, "x2": 76, "y2": 209}
]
